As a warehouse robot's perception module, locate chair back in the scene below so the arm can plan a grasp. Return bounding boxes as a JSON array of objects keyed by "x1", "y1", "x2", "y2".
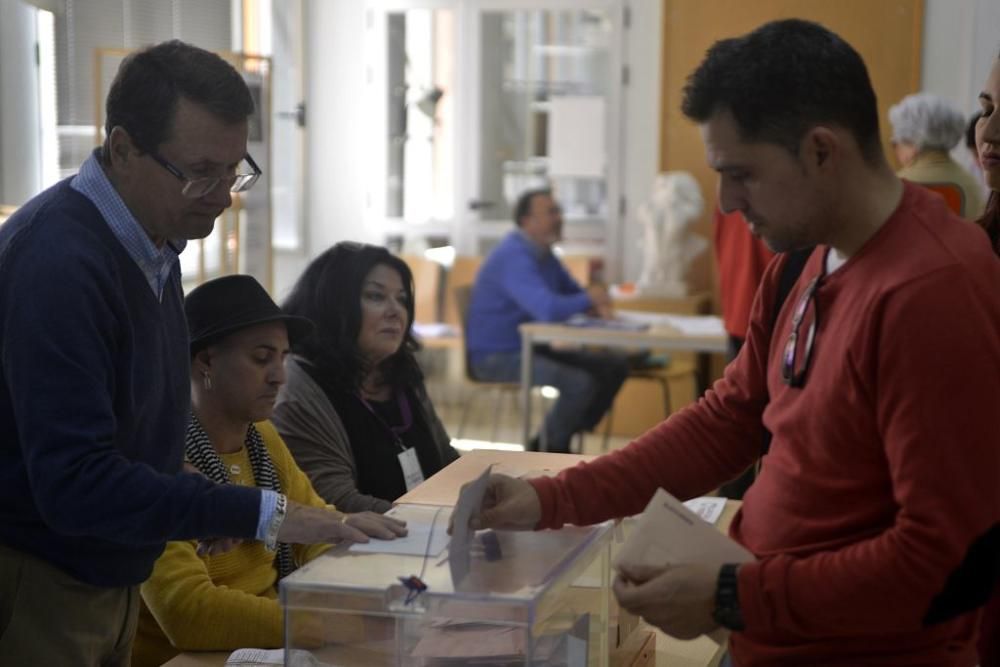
[
  {"x1": 400, "y1": 253, "x2": 441, "y2": 324},
  {"x1": 919, "y1": 182, "x2": 965, "y2": 216},
  {"x1": 561, "y1": 255, "x2": 593, "y2": 287},
  {"x1": 443, "y1": 256, "x2": 482, "y2": 326},
  {"x1": 453, "y1": 283, "x2": 480, "y2": 382}
]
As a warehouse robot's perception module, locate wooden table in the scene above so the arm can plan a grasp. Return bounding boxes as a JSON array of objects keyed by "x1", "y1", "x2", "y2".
[
  {"x1": 396, "y1": 449, "x2": 595, "y2": 506},
  {"x1": 518, "y1": 321, "x2": 728, "y2": 447},
  {"x1": 166, "y1": 451, "x2": 739, "y2": 667}
]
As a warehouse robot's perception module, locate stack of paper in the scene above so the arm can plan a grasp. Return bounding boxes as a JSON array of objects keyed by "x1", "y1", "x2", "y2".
[
  {"x1": 564, "y1": 314, "x2": 650, "y2": 331},
  {"x1": 225, "y1": 648, "x2": 326, "y2": 667},
  {"x1": 348, "y1": 515, "x2": 449, "y2": 557},
  {"x1": 616, "y1": 310, "x2": 726, "y2": 336}
]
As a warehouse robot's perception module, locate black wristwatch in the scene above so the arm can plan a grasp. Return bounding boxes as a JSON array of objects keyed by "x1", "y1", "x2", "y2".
[{"x1": 713, "y1": 563, "x2": 746, "y2": 631}]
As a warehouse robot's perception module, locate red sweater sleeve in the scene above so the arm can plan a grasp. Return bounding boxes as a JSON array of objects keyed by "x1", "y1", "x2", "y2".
[
  {"x1": 737, "y1": 268, "x2": 1000, "y2": 638},
  {"x1": 530, "y1": 256, "x2": 791, "y2": 528}
]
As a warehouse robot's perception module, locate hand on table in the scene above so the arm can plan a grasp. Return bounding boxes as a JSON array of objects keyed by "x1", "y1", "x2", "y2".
[
  {"x1": 586, "y1": 285, "x2": 614, "y2": 319},
  {"x1": 342, "y1": 510, "x2": 409, "y2": 539},
  {"x1": 277, "y1": 501, "x2": 407, "y2": 545},
  {"x1": 447, "y1": 474, "x2": 542, "y2": 533},
  {"x1": 613, "y1": 562, "x2": 720, "y2": 640}
]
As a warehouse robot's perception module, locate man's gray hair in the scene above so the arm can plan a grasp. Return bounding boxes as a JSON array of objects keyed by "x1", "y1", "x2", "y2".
[{"x1": 888, "y1": 93, "x2": 966, "y2": 152}]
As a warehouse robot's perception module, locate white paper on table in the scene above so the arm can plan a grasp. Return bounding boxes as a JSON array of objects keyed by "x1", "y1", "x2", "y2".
[
  {"x1": 448, "y1": 465, "x2": 493, "y2": 587},
  {"x1": 682, "y1": 496, "x2": 727, "y2": 525},
  {"x1": 348, "y1": 516, "x2": 449, "y2": 557},
  {"x1": 226, "y1": 648, "x2": 328, "y2": 666},
  {"x1": 565, "y1": 313, "x2": 650, "y2": 331},
  {"x1": 226, "y1": 649, "x2": 284, "y2": 666},
  {"x1": 412, "y1": 322, "x2": 459, "y2": 339},
  {"x1": 616, "y1": 310, "x2": 726, "y2": 336}
]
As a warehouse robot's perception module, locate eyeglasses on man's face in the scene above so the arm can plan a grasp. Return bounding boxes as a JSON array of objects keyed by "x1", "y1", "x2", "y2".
[
  {"x1": 781, "y1": 274, "x2": 822, "y2": 388},
  {"x1": 148, "y1": 152, "x2": 262, "y2": 199}
]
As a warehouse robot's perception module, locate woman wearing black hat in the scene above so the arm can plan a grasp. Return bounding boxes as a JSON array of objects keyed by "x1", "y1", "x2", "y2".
[
  {"x1": 132, "y1": 275, "x2": 406, "y2": 667},
  {"x1": 274, "y1": 243, "x2": 458, "y2": 513}
]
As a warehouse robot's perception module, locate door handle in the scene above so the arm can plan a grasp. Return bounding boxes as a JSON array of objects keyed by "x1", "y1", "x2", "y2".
[{"x1": 468, "y1": 199, "x2": 496, "y2": 211}]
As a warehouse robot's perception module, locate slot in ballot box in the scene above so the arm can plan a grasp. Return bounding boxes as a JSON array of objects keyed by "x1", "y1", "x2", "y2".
[{"x1": 280, "y1": 503, "x2": 613, "y2": 666}]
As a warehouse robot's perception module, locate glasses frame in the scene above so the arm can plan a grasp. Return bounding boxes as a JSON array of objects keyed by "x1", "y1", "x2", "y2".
[
  {"x1": 781, "y1": 274, "x2": 822, "y2": 388},
  {"x1": 148, "y1": 152, "x2": 262, "y2": 199}
]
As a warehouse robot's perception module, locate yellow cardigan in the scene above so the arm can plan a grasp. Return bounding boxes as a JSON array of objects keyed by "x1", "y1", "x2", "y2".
[{"x1": 131, "y1": 420, "x2": 332, "y2": 667}]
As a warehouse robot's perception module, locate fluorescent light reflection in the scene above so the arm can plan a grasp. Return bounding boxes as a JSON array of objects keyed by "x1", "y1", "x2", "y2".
[
  {"x1": 450, "y1": 439, "x2": 526, "y2": 452},
  {"x1": 424, "y1": 245, "x2": 456, "y2": 268}
]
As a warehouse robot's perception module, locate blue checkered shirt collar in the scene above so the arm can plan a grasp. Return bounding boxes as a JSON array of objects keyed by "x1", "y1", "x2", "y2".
[{"x1": 71, "y1": 150, "x2": 186, "y2": 300}]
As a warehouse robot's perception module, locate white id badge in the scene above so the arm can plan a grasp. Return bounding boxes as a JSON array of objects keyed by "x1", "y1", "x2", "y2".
[{"x1": 398, "y1": 447, "x2": 425, "y2": 491}]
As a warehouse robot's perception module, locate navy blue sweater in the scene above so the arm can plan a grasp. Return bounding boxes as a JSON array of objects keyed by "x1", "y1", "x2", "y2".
[
  {"x1": 466, "y1": 232, "x2": 593, "y2": 360},
  {"x1": 0, "y1": 180, "x2": 260, "y2": 587}
]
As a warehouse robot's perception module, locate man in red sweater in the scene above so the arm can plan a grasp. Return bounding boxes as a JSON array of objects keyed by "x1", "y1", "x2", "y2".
[
  {"x1": 461, "y1": 19, "x2": 1000, "y2": 666},
  {"x1": 714, "y1": 207, "x2": 774, "y2": 500}
]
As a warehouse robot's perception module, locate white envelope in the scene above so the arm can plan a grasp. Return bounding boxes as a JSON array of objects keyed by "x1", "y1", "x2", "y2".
[{"x1": 614, "y1": 488, "x2": 754, "y2": 572}]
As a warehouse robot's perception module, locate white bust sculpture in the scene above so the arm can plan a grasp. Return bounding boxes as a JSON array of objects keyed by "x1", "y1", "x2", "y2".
[{"x1": 635, "y1": 171, "x2": 707, "y2": 297}]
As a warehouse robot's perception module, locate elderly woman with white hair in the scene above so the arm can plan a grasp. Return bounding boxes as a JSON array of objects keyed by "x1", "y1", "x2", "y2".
[{"x1": 889, "y1": 92, "x2": 985, "y2": 217}]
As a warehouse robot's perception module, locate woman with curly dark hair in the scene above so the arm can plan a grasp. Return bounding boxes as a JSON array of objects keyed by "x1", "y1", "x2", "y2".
[{"x1": 273, "y1": 242, "x2": 458, "y2": 513}]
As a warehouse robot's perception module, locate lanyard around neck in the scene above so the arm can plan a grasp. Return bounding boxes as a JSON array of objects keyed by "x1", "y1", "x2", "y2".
[{"x1": 358, "y1": 389, "x2": 414, "y2": 448}]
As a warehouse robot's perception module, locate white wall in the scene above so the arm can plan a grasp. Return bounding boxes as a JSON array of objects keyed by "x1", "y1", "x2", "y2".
[
  {"x1": 618, "y1": 0, "x2": 662, "y2": 284},
  {"x1": 276, "y1": 0, "x2": 381, "y2": 299},
  {"x1": 0, "y1": 0, "x2": 42, "y2": 206},
  {"x1": 921, "y1": 0, "x2": 999, "y2": 115}
]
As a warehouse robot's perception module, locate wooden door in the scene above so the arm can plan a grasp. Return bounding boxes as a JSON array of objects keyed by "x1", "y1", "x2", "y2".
[{"x1": 658, "y1": 0, "x2": 923, "y2": 294}]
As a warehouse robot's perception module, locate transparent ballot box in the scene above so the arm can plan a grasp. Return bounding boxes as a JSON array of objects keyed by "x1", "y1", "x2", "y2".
[{"x1": 281, "y1": 504, "x2": 612, "y2": 666}]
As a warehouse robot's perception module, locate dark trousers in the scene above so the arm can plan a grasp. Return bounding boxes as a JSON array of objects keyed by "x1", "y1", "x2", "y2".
[
  {"x1": 473, "y1": 347, "x2": 629, "y2": 453},
  {"x1": 0, "y1": 543, "x2": 139, "y2": 666}
]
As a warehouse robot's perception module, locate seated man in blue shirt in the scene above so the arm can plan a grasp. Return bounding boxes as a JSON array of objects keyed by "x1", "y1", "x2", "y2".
[{"x1": 465, "y1": 188, "x2": 628, "y2": 453}]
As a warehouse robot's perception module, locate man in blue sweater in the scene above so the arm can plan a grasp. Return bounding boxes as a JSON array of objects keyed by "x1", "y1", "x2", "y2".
[
  {"x1": 0, "y1": 41, "x2": 393, "y2": 666},
  {"x1": 465, "y1": 189, "x2": 629, "y2": 453}
]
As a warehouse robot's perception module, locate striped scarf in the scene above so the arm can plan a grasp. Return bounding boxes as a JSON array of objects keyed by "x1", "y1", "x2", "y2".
[{"x1": 184, "y1": 413, "x2": 295, "y2": 579}]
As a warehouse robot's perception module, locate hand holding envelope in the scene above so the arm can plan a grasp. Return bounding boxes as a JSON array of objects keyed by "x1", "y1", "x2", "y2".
[
  {"x1": 612, "y1": 488, "x2": 754, "y2": 641},
  {"x1": 613, "y1": 562, "x2": 720, "y2": 640}
]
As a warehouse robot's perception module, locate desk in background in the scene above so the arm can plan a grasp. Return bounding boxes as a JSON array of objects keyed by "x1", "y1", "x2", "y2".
[
  {"x1": 518, "y1": 321, "x2": 728, "y2": 447},
  {"x1": 602, "y1": 293, "x2": 720, "y2": 437}
]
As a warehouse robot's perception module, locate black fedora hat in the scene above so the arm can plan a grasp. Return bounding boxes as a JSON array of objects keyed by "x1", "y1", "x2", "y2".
[{"x1": 185, "y1": 275, "x2": 313, "y2": 354}]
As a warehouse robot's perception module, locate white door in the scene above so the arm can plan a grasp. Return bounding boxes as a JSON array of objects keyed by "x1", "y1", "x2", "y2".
[{"x1": 365, "y1": 0, "x2": 625, "y2": 275}]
